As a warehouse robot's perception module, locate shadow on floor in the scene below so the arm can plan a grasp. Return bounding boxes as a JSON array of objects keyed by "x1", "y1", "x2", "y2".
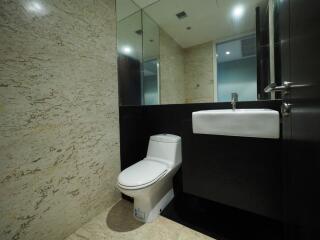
[{"x1": 106, "y1": 199, "x2": 144, "y2": 232}]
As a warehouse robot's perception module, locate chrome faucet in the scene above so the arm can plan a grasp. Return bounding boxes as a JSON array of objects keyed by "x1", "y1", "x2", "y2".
[{"x1": 231, "y1": 92, "x2": 238, "y2": 110}]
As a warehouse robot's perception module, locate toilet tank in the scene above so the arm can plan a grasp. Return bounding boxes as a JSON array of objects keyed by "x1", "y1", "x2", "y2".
[{"x1": 146, "y1": 134, "x2": 182, "y2": 167}]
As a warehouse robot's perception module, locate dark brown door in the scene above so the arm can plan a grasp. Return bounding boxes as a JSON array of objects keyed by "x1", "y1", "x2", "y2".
[{"x1": 280, "y1": 0, "x2": 320, "y2": 239}]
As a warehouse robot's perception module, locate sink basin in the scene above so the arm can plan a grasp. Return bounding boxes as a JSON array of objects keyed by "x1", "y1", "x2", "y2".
[{"x1": 192, "y1": 109, "x2": 280, "y2": 139}]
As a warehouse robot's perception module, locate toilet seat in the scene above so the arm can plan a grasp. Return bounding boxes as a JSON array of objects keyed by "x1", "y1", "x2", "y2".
[{"x1": 118, "y1": 159, "x2": 168, "y2": 190}]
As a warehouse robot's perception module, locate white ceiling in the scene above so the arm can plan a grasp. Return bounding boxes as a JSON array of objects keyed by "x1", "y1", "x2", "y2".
[
  {"x1": 133, "y1": 0, "x2": 265, "y2": 48},
  {"x1": 117, "y1": 0, "x2": 160, "y2": 21},
  {"x1": 116, "y1": 0, "x2": 140, "y2": 21},
  {"x1": 132, "y1": 0, "x2": 160, "y2": 9}
]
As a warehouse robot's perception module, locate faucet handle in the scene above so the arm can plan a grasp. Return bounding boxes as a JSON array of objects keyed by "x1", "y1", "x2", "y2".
[{"x1": 231, "y1": 92, "x2": 238, "y2": 110}]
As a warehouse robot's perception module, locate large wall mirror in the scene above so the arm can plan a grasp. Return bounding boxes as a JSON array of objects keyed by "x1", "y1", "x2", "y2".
[{"x1": 116, "y1": 0, "x2": 281, "y2": 105}]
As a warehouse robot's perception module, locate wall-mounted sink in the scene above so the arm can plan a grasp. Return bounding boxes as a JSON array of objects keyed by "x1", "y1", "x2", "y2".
[{"x1": 192, "y1": 109, "x2": 280, "y2": 139}]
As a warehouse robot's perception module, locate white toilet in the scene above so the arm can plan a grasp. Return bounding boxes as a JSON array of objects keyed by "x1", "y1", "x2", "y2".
[{"x1": 117, "y1": 134, "x2": 182, "y2": 223}]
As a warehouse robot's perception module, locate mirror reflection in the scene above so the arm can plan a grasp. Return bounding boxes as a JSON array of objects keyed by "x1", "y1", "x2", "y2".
[{"x1": 117, "y1": 0, "x2": 277, "y2": 105}]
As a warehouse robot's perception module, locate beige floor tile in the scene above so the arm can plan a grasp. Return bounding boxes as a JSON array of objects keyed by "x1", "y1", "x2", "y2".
[{"x1": 65, "y1": 199, "x2": 215, "y2": 240}]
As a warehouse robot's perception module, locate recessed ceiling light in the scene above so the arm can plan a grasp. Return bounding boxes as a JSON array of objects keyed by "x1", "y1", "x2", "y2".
[
  {"x1": 123, "y1": 46, "x2": 132, "y2": 54},
  {"x1": 232, "y1": 5, "x2": 245, "y2": 18},
  {"x1": 225, "y1": 51, "x2": 230, "y2": 55}
]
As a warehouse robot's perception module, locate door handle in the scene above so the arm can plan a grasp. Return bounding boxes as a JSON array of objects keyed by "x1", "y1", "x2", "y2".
[
  {"x1": 264, "y1": 81, "x2": 310, "y2": 94},
  {"x1": 281, "y1": 102, "x2": 291, "y2": 117},
  {"x1": 264, "y1": 81, "x2": 292, "y2": 93}
]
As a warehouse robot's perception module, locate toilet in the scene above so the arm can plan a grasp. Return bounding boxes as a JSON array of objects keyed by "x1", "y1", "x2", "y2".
[{"x1": 117, "y1": 134, "x2": 182, "y2": 223}]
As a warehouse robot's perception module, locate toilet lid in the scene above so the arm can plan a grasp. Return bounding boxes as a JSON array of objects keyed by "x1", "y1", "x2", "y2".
[{"x1": 118, "y1": 159, "x2": 167, "y2": 189}]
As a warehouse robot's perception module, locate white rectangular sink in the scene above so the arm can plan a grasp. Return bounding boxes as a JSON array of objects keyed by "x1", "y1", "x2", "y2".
[{"x1": 192, "y1": 109, "x2": 280, "y2": 139}]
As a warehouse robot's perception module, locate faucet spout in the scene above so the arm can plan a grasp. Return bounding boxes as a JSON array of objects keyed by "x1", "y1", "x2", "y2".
[{"x1": 231, "y1": 92, "x2": 238, "y2": 110}]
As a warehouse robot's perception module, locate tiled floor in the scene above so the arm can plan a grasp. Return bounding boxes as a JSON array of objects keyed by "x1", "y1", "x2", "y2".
[{"x1": 65, "y1": 199, "x2": 215, "y2": 240}]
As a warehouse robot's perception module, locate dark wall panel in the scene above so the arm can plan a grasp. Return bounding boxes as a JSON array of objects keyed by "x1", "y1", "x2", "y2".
[
  {"x1": 182, "y1": 120, "x2": 282, "y2": 219},
  {"x1": 119, "y1": 106, "x2": 148, "y2": 170}
]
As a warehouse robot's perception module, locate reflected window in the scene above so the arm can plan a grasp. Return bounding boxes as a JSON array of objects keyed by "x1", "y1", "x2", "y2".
[
  {"x1": 143, "y1": 59, "x2": 159, "y2": 105},
  {"x1": 216, "y1": 35, "x2": 257, "y2": 102}
]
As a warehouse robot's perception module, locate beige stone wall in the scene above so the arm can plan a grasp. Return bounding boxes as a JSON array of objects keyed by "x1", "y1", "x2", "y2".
[
  {"x1": 0, "y1": 1, "x2": 120, "y2": 240},
  {"x1": 159, "y1": 30, "x2": 214, "y2": 104},
  {"x1": 184, "y1": 42, "x2": 214, "y2": 103},
  {"x1": 159, "y1": 29, "x2": 185, "y2": 104}
]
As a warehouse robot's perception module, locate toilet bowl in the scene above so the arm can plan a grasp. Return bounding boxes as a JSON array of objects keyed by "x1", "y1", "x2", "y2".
[{"x1": 117, "y1": 134, "x2": 182, "y2": 223}]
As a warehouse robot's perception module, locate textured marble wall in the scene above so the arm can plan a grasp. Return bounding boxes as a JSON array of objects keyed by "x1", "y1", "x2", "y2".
[
  {"x1": 159, "y1": 29, "x2": 185, "y2": 104},
  {"x1": 0, "y1": 1, "x2": 120, "y2": 240},
  {"x1": 184, "y1": 42, "x2": 214, "y2": 103},
  {"x1": 159, "y1": 31, "x2": 214, "y2": 104}
]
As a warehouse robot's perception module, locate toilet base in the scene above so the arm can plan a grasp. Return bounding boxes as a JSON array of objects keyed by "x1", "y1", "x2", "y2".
[{"x1": 133, "y1": 189, "x2": 174, "y2": 223}]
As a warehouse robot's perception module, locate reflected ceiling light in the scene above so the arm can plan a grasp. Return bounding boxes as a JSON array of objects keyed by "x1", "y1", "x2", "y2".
[
  {"x1": 122, "y1": 46, "x2": 132, "y2": 54},
  {"x1": 25, "y1": 1, "x2": 48, "y2": 16},
  {"x1": 225, "y1": 51, "x2": 230, "y2": 55},
  {"x1": 232, "y1": 5, "x2": 245, "y2": 18}
]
